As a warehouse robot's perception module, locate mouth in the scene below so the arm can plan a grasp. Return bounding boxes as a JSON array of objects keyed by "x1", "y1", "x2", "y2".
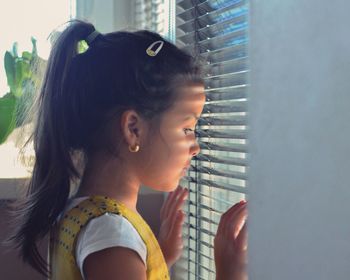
[
  {"x1": 181, "y1": 167, "x2": 189, "y2": 176},
  {"x1": 181, "y1": 161, "x2": 191, "y2": 176}
]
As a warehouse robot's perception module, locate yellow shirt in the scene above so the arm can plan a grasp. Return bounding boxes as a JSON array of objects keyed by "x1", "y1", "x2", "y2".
[{"x1": 49, "y1": 195, "x2": 169, "y2": 280}]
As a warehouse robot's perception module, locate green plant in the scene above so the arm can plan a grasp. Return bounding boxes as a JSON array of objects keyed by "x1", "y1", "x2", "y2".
[{"x1": 0, "y1": 37, "x2": 45, "y2": 144}]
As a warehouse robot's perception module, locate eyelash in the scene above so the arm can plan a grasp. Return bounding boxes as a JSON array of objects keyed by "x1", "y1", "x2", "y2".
[{"x1": 184, "y1": 128, "x2": 196, "y2": 135}]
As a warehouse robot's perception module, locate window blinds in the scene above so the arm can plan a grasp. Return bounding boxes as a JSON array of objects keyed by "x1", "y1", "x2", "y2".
[
  {"x1": 134, "y1": 0, "x2": 167, "y2": 35},
  {"x1": 174, "y1": 0, "x2": 249, "y2": 279}
]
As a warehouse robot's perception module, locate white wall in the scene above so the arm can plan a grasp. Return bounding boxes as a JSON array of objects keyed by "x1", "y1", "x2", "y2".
[{"x1": 248, "y1": 1, "x2": 350, "y2": 279}]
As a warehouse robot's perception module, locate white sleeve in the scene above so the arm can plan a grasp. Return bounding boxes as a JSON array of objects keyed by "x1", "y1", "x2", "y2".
[{"x1": 75, "y1": 212, "x2": 147, "y2": 279}]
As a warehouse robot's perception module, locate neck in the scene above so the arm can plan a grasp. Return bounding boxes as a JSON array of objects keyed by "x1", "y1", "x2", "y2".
[{"x1": 75, "y1": 154, "x2": 140, "y2": 212}]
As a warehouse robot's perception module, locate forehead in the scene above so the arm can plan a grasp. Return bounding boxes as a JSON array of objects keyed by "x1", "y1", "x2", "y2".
[
  {"x1": 171, "y1": 85, "x2": 206, "y2": 111},
  {"x1": 160, "y1": 85, "x2": 205, "y2": 127}
]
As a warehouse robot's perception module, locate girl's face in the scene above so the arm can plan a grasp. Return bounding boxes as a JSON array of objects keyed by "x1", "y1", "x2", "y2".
[{"x1": 139, "y1": 84, "x2": 205, "y2": 192}]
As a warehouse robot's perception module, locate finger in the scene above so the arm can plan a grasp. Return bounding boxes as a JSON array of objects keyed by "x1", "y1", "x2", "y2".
[
  {"x1": 228, "y1": 205, "x2": 247, "y2": 238},
  {"x1": 160, "y1": 186, "x2": 182, "y2": 220},
  {"x1": 218, "y1": 202, "x2": 247, "y2": 239},
  {"x1": 236, "y1": 223, "x2": 248, "y2": 251},
  {"x1": 169, "y1": 210, "x2": 185, "y2": 239},
  {"x1": 168, "y1": 187, "x2": 188, "y2": 220},
  {"x1": 221, "y1": 200, "x2": 247, "y2": 223},
  {"x1": 227, "y1": 200, "x2": 246, "y2": 214},
  {"x1": 160, "y1": 192, "x2": 172, "y2": 220},
  {"x1": 226, "y1": 201, "x2": 247, "y2": 224},
  {"x1": 160, "y1": 189, "x2": 177, "y2": 219},
  {"x1": 217, "y1": 201, "x2": 246, "y2": 234}
]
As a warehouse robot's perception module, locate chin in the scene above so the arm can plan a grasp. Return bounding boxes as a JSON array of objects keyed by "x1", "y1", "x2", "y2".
[
  {"x1": 144, "y1": 175, "x2": 181, "y2": 192},
  {"x1": 158, "y1": 181, "x2": 180, "y2": 193},
  {"x1": 168, "y1": 184, "x2": 179, "y2": 192},
  {"x1": 159, "y1": 181, "x2": 179, "y2": 192}
]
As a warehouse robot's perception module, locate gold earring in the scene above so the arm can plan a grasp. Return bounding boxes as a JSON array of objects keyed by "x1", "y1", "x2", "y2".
[{"x1": 128, "y1": 144, "x2": 140, "y2": 153}]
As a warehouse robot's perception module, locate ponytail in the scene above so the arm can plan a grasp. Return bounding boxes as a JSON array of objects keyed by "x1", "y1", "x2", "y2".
[{"x1": 5, "y1": 20, "x2": 96, "y2": 277}]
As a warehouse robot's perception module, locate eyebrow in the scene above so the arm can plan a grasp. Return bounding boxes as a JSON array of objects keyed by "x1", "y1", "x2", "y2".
[{"x1": 183, "y1": 113, "x2": 200, "y2": 121}]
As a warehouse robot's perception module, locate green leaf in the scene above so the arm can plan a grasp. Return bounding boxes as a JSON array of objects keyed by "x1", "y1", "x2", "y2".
[
  {"x1": 2, "y1": 37, "x2": 47, "y2": 134},
  {"x1": 12, "y1": 42, "x2": 18, "y2": 58},
  {"x1": 14, "y1": 59, "x2": 25, "y2": 97},
  {"x1": 2, "y1": 92, "x2": 15, "y2": 99},
  {"x1": 4, "y1": 51, "x2": 15, "y2": 91},
  {"x1": 31, "y1": 37, "x2": 37, "y2": 56},
  {"x1": 0, "y1": 94, "x2": 17, "y2": 144},
  {"x1": 15, "y1": 79, "x2": 35, "y2": 127},
  {"x1": 22, "y1": 51, "x2": 32, "y2": 61},
  {"x1": 21, "y1": 60, "x2": 31, "y2": 80}
]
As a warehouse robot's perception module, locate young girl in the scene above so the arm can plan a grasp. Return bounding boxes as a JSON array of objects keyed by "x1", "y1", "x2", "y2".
[{"x1": 7, "y1": 19, "x2": 248, "y2": 280}]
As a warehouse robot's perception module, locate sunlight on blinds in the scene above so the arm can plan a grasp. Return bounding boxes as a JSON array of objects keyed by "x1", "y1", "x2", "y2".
[{"x1": 174, "y1": 0, "x2": 249, "y2": 279}]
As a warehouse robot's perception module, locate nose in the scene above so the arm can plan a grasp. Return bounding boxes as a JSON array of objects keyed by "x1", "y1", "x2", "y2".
[{"x1": 191, "y1": 139, "x2": 200, "y2": 157}]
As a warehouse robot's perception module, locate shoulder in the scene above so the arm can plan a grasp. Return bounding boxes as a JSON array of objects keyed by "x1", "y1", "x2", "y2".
[
  {"x1": 75, "y1": 213, "x2": 147, "y2": 279},
  {"x1": 83, "y1": 246, "x2": 147, "y2": 280}
]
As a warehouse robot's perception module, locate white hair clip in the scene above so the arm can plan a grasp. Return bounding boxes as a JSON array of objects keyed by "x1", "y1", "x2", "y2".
[{"x1": 146, "y1": 40, "x2": 164, "y2": 57}]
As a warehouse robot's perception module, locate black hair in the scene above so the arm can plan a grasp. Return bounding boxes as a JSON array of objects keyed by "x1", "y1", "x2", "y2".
[{"x1": 4, "y1": 19, "x2": 204, "y2": 277}]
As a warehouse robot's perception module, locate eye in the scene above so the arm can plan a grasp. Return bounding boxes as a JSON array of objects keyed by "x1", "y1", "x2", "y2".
[{"x1": 183, "y1": 128, "x2": 195, "y2": 135}]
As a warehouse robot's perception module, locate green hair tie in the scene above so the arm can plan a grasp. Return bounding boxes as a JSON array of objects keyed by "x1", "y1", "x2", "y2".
[
  {"x1": 77, "y1": 39, "x2": 89, "y2": 54},
  {"x1": 77, "y1": 30, "x2": 101, "y2": 55}
]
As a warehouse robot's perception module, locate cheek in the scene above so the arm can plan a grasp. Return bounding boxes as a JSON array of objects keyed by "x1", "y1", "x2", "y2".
[
  {"x1": 139, "y1": 133, "x2": 192, "y2": 188},
  {"x1": 167, "y1": 131, "x2": 193, "y2": 154},
  {"x1": 168, "y1": 141, "x2": 195, "y2": 176},
  {"x1": 152, "y1": 133, "x2": 191, "y2": 167}
]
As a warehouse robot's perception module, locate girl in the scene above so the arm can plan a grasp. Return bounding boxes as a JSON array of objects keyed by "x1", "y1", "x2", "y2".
[{"x1": 6, "y1": 20, "x2": 248, "y2": 280}]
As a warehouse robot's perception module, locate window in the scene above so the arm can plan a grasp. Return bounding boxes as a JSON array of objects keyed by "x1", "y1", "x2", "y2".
[
  {"x1": 0, "y1": 1, "x2": 74, "y2": 181},
  {"x1": 174, "y1": 0, "x2": 249, "y2": 279},
  {"x1": 134, "y1": 0, "x2": 169, "y2": 38}
]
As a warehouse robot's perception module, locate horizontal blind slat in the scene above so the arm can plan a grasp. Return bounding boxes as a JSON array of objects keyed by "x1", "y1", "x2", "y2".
[
  {"x1": 186, "y1": 210, "x2": 221, "y2": 223},
  {"x1": 202, "y1": 57, "x2": 248, "y2": 77},
  {"x1": 186, "y1": 224, "x2": 216, "y2": 241},
  {"x1": 177, "y1": 0, "x2": 245, "y2": 20},
  {"x1": 205, "y1": 86, "x2": 247, "y2": 102},
  {"x1": 197, "y1": 192, "x2": 241, "y2": 209},
  {"x1": 193, "y1": 153, "x2": 247, "y2": 166},
  {"x1": 188, "y1": 201, "x2": 221, "y2": 215},
  {"x1": 189, "y1": 165, "x2": 247, "y2": 180},
  {"x1": 198, "y1": 141, "x2": 247, "y2": 152},
  {"x1": 196, "y1": 128, "x2": 246, "y2": 139},
  {"x1": 189, "y1": 171, "x2": 246, "y2": 185},
  {"x1": 177, "y1": 14, "x2": 247, "y2": 43},
  {"x1": 188, "y1": 201, "x2": 241, "y2": 217},
  {"x1": 202, "y1": 100, "x2": 247, "y2": 114},
  {"x1": 185, "y1": 177, "x2": 247, "y2": 193},
  {"x1": 177, "y1": 27, "x2": 247, "y2": 51},
  {"x1": 183, "y1": 246, "x2": 215, "y2": 263},
  {"x1": 200, "y1": 43, "x2": 247, "y2": 64},
  {"x1": 204, "y1": 71, "x2": 248, "y2": 89},
  {"x1": 188, "y1": 259, "x2": 215, "y2": 274},
  {"x1": 187, "y1": 212, "x2": 220, "y2": 226}
]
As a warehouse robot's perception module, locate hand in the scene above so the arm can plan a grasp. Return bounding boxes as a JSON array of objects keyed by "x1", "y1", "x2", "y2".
[
  {"x1": 214, "y1": 200, "x2": 248, "y2": 280},
  {"x1": 158, "y1": 186, "x2": 188, "y2": 269}
]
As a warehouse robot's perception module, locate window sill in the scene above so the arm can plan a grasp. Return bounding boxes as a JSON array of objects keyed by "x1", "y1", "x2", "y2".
[
  {"x1": 0, "y1": 177, "x2": 29, "y2": 199},
  {"x1": 0, "y1": 124, "x2": 33, "y2": 199}
]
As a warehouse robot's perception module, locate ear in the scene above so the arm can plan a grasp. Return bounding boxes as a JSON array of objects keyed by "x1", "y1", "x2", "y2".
[{"x1": 120, "y1": 110, "x2": 146, "y2": 146}]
